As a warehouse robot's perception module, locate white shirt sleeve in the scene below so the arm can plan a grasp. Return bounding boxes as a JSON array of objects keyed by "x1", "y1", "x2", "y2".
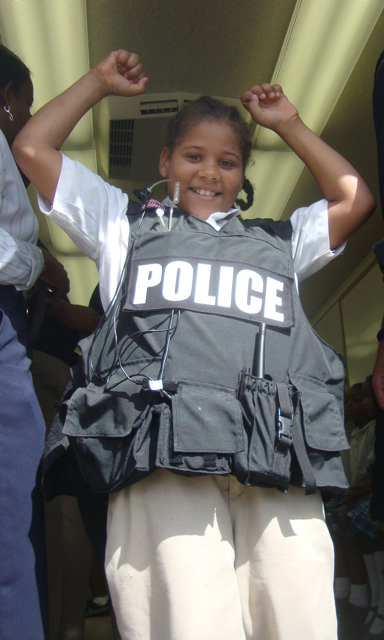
[
  {"x1": 37, "y1": 155, "x2": 129, "y2": 263},
  {"x1": 291, "y1": 199, "x2": 346, "y2": 282},
  {"x1": 38, "y1": 155, "x2": 131, "y2": 309},
  {"x1": 0, "y1": 227, "x2": 43, "y2": 289},
  {"x1": 0, "y1": 131, "x2": 44, "y2": 289}
]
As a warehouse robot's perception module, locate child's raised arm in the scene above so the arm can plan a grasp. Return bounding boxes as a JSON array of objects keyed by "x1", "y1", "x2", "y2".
[
  {"x1": 241, "y1": 84, "x2": 376, "y2": 249},
  {"x1": 13, "y1": 51, "x2": 147, "y2": 204}
]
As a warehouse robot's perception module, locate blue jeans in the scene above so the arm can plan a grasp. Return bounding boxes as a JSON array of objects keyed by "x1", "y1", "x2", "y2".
[{"x1": 0, "y1": 287, "x2": 48, "y2": 639}]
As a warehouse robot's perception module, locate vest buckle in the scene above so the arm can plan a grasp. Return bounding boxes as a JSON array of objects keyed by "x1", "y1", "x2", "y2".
[
  {"x1": 275, "y1": 409, "x2": 293, "y2": 456},
  {"x1": 142, "y1": 379, "x2": 179, "y2": 393}
]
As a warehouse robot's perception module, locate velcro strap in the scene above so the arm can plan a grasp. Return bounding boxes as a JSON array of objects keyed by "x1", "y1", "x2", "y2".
[
  {"x1": 292, "y1": 418, "x2": 317, "y2": 495},
  {"x1": 276, "y1": 381, "x2": 317, "y2": 494},
  {"x1": 276, "y1": 381, "x2": 293, "y2": 418},
  {"x1": 275, "y1": 382, "x2": 293, "y2": 456}
]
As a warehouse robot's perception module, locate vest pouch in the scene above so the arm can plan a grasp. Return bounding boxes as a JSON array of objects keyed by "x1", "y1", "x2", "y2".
[
  {"x1": 240, "y1": 376, "x2": 294, "y2": 489},
  {"x1": 63, "y1": 379, "x2": 150, "y2": 437},
  {"x1": 62, "y1": 380, "x2": 157, "y2": 492},
  {"x1": 156, "y1": 381, "x2": 243, "y2": 475},
  {"x1": 289, "y1": 373, "x2": 349, "y2": 489}
]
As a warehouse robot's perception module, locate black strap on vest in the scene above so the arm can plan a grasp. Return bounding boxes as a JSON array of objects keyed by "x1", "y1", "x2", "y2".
[
  {"x1": 275, "y1": 382, "x2": 293, "y2": 454},
  {"x1": 273, "y1": 382, "x2": 293, "y2": 482},
  {"x1": 291, "y1": 418, "x2": 317, "y2": 495},
  {"x1": 274, "y1": 381, "x2": 317, "y2": 495}
]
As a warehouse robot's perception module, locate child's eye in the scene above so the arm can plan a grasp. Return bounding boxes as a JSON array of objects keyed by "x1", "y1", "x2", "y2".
[
  {"x1": 187, "y1": 154, "x2": 201, "y2": 161},
  {"x1": 220, "y1": 160, "x2": 235, "y2": 168}
]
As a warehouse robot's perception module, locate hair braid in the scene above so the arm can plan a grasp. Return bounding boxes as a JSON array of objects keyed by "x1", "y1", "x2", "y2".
[{"x1": 235, "y1": 177, "x2": 254, "y2": 211}]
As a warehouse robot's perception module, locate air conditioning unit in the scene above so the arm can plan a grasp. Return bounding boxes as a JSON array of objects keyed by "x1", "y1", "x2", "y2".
[{"x1": 97, "y1": 93, "x2": 245, "y2": 183}]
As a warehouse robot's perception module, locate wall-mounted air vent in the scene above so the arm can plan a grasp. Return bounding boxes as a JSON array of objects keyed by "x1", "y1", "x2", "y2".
[
  {"x1": 109, "y1": 119, "x2": 135, "y2": 173},
  {"x1": 140, "y1": 100, "x2": 178, "y2": 115}
]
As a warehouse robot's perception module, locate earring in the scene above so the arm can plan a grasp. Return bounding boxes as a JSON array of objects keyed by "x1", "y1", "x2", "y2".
[{"x1": 3, "y1": 106, "x2": 13, "y2": 122}]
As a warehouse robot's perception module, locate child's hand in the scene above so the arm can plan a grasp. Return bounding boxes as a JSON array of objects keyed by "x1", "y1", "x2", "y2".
[
  {"x1": 94, "y1": 50, "x2": 148, "y2": 97},
  {"x1": 241, "y1": 84, "x2": 299, "y2": 133}
]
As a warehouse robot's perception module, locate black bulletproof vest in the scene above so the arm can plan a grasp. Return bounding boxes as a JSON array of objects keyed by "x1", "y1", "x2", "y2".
[{"x1": 42, "y1": 202, "x2": 349, "y2": 498}]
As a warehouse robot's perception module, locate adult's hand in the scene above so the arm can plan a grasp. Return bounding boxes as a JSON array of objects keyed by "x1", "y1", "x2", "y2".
[
  {"x1": 38, "y1": 248, "x2": 70, "y2": 303},
  {"x1": 48, "y1": 299, "x2": 100, "y2": 337}
]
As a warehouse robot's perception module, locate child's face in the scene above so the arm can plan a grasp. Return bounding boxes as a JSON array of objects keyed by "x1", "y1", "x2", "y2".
[{"x1": 159, "y1": 120, "x2": 244, "y2": 220}]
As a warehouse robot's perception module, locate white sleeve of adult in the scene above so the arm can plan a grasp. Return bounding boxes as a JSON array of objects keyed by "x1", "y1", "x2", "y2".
[
  {"x1": 0, "y1": 144, "x2": 44, "y2": 289},
  {"x1": 37, "y1": 155, "x2": 129, "y2": 263},
  {"x1": 0, "y1": 227, "x2": 44, "y2": 289},
  {"x1": 291, "y1": 199, "x2": 346, "y2": 282}
]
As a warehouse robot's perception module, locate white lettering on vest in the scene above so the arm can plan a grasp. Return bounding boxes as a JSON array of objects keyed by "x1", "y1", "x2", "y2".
[
  {"x1": 217, "y1": 266, "x2": 234, "y2": 308},
  {"x1": 235, "y1": 269, "x2": 263, "y2": 314},
  {"x1": 133, "y1": 263, "x2": 162, "y2": 304},
  {"x1": 264, "y1": 277, "x2": 284, "y2": 322},
  {"x1": 130, "y1": 259, "x2": 290, "y2": 327},
  {"x1": 162, "y1": 261, "x2": 194, "y2": 301},
  {"x1": 194, "y1": 264, "x2": 216, "y2": 306}
]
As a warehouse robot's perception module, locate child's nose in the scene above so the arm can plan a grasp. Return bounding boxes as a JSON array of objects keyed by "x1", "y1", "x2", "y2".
[{"x1": 198, "y1": 161, "x2": 219, "y2": 180}]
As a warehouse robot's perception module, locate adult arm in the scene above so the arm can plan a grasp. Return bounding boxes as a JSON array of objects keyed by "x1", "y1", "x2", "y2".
[
  {"x1": 13, "y1": 51, "x2": 147, "y2": 205},
  {"x1": 0, "y1": 231, "x2": 69, "y2": 300},
  {"x1": 0, "y1": 132, "x2": 68, "y2": 297},
  {"x1": 241, "y1": 84, "x2": 376, "y2": 249},
  {"x1": 0, "y1": 226, "x2": 43, "y2": 289},
  {"x1": 47, "y1": 299, "x2": 100, "y2": 337},
  {"x1": 342, "y1": 475, "x2": 372, "y2": 506}
]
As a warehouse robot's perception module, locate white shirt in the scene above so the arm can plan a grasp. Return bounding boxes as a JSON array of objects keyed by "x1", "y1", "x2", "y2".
[
  {"x1": 0, "y1": 130, "x2": 43, "y2": 289},
  {"x1": 39, "y1": 155, "x2": 345, "y2": 310}
]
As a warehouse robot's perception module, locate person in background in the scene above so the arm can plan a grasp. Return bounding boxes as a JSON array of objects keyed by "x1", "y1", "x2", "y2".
[
  {"x1": 0, "y1": 44, "x2": 69, "y2": 639},
  {"x1": 327, "y1": 379, "x2": 384, "y2": 640},
  {"x1": 30, "y1": 290, "x2": 100, "y2": 640}
]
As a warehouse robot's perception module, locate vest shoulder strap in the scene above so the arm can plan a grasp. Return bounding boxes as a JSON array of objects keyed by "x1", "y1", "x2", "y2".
[
  {"x1": 126, "y1": 199, "x2": 143, "y2": 217},
  {"x1": 242, "y1": 217, "x2": 293, "y2": 239},
  {"x1": 125, "y1": 199, "x2": 145, "y2": 249}
]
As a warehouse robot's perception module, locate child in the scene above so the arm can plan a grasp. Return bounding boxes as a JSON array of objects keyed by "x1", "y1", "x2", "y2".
[{"x1": 14, "y1": 50, "x2": 375, "y2": 640}]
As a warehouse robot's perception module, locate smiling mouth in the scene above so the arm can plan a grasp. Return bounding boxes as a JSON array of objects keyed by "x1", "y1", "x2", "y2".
[{"x1": 191, "y1": 187, "x2": 220, "y2": 197}]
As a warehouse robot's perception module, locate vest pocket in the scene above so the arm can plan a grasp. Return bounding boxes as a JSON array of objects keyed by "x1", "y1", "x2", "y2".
[
  {"x1": 289, "y1": 373, "x2": 348, "y2": 451},
  {"x1": 171, "y1": 381, "x2": 244, "y2": 453},
  {"x1": 288, "y1": 372, "x2": 349, "y2": 490},
  {"x1": 63, "y1": 380, "x2": 150, "y2": 438},
  {"x1": 60, "y1": 380, "x2": 158, "y2": 492},
  {"x1": 240, "y1": 376, "x2": 294, "y2": 487}
]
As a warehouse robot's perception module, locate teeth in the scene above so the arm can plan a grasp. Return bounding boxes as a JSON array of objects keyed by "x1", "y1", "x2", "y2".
[{"x1": 193, "y1": 188, "x2": 217, "y2": 197}]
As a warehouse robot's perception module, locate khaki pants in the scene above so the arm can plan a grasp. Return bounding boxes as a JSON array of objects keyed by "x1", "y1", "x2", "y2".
[{"x1": 106, "y1": 470, "x2": 337, "y2": 640}]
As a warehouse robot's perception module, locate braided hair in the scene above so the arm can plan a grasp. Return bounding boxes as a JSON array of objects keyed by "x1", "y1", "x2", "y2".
[
  {"x1": 235, "y1": 177, "x2": 254, "y2": 212},
  {"x1": 165, "y1": 96, "x2": 255, "y2": 211}
]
